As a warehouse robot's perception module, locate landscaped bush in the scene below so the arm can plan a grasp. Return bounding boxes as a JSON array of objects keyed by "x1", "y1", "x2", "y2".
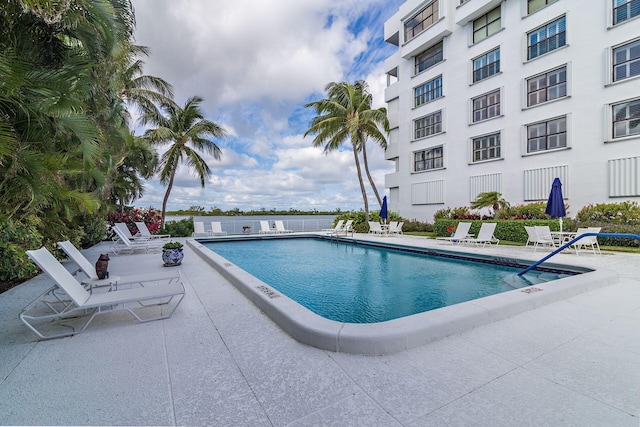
[
  {"x1": 162, "y1": 218, "x2": 194, "y2": 237},
  {"x1": 0, "y1": 216, "x2": 43, "y2": 282},
  {"x1": 401, "y1": 219, "x2": 432, "y2": 233},
  {"x1": 496, "y1": 202, "x2": 550, "y2": 220},
  {"x1": 433, "y1": 207, "x2": 483, "y2": 220},
  {"x1": 575, "y1": 201, "x2": 640, "y2": 247},
  {"x1": 106, "y1": 207, "x2": 163, "y2": 235}
]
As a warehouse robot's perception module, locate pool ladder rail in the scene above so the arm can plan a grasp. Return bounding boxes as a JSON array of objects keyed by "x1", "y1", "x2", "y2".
[{"x1": 518, "y1": 233, "x2": 640, "y2": 277}]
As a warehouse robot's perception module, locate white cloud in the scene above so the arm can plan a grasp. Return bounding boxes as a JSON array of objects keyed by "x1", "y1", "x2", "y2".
[{"x1": 131, "y1": 0, "x2": 401, "y2": 212}]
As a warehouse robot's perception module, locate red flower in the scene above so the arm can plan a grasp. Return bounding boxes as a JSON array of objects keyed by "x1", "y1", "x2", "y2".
[{"x1": 447, "y1": 225, "x2": 456, "y2": 233}]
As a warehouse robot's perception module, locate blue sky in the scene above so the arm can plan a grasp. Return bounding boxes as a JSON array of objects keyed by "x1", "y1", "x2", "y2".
[{"x1": 131, "y1": 0, "x2": 404, "y2": 212}]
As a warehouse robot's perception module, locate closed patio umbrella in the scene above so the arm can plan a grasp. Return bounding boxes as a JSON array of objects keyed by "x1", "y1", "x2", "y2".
[
  {"x1": 545, "y1": 178, "x2": 566, "y2": 232},
  {"x1": 379, "y1": 196, "x2": 388, "y2": 224}
]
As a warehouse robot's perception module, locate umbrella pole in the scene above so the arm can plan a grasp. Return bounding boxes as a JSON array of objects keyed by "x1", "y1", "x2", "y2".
[{"x1": 559, "y1": 218, "x2": 563, "y2": 233}]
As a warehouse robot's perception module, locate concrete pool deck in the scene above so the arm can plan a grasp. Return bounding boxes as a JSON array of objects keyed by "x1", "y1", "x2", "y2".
[{"x1": 1, "y1": 234, "x2": 639, "y2": 425}]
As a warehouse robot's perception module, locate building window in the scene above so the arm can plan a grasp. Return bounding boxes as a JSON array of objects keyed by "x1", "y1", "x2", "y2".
[
  {"x1": 415, "y1": 76, "x2": 443, "y2": 107},
  {"x1": 527, "y1": 16, "x2": 566, "y2": 60},
  {"x1": 414, "y1": 146, "x2": 443, "y2": 171},
  {"x1": 527, "y1": 65, "x2": 567, "y2": 106},
  {"x1": 415, "y1": 111, "x2": 442, "y2": 139},
  {"x1": 405, "y1": 1, "x2": 439, "y2": 42},
  {"x1": 473, "y1": 6, "x2": 501, "y2": 44},
  {"x1": 472, "y1": 89, "x2": 501, "y2": 122},
  {"x1": 415, "y1": 41, "x2": 444, "y2": 75},
  {"x1": 473, "y1": 48, "x2": 500, "y2": 83},
  {"x1": 528, "y1": 0, "x2": 558, "y2": 14},
  {"x1": 472, "y1": 133, "x2": 501, "y2": 162},
  {"x1": 527, "y1": 116, "x2": 567, "y2": 153},
  {"x1": 613, "y1": 39, "x2": 640, "y2": 82},
  {"x1": 614, "y1": 0, "x2": 640, "y2": 25},
  {"x1": 612, "y1": 98, "x2": 640, "y2": 139}
]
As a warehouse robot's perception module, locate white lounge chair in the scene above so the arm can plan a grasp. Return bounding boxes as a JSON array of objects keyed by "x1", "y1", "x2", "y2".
[
  {"x1": 524, "y1": 225, "x2": 552, "y2": 251},
  {"x1": 113, "y1": 222, "x2": 153, "y2": 241},
  {"x1": 436, "y1": 222, "x2": 472, "y2": 244},
  {"x1": 333, "y1": 219, "x2": 353, "y2": 236},
  {"x1": 572, "y1": 227, "x2": 602, "y2": 255},
  {"x1": 21, "y1": 247, "x2": 185, "y2": 339},
  {"x1": 259, "y1": 220, "x2": 276, "y2": 234},
  {"x1": 275, "y1": 220, "x2": 293, "y2": 233},
  {"x1": 388, "y1": 221, "x2": 403, "y2": 236},
  {"x1": 462, "y1": 222, "x2": 499, "y2": 247},
  {"x1": 210, "y1": 221, "x2": 227, "y2": 236},
  {"x1": 368, "y1": 221, "x2": 385, "y2": 235},
  {"x1": 534, "y1": 225, "x2": 556, "y2": 250},
  {"x1": 111, "y1": 225, "x2": 164, "y2": 255},
  {"x1": 322, "y1": 220, "x2": 344, "y2": 233},
  {"x1": 192, "y1": 221, "x2": 212, "y2": 237},
  {"x1": 134, "y1": 221, "x2": 171, "y2": 240},
  {"x1": 57, "y1": 240, "x2": 180, "y2": 289}
]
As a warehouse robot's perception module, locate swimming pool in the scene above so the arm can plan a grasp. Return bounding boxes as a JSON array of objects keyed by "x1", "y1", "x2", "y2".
[
  {"x1": 201, "y1": 237, "x2": 574, "y2": 323},
  {"x1": 188, "y1": 235, "x2": 618, "y2": 354}
]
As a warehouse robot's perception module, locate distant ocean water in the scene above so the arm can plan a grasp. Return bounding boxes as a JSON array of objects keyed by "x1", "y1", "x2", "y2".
[{"x1": 166, "y1": 214, "x2": 336, "y2": 234}]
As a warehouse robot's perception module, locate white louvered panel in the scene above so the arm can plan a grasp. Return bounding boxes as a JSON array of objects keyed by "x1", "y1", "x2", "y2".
[
  {"x1": 523, "y1": 165, "x2": 568, "y2": 201},
  {"x1": 609, "y1": 156, "x2": 640, "y2": 197},
  {"x1": 469, "y1": 173, "x2": 502, "y2": 202},
  {"x1": 411, "y1": 180, "x2": 445, "y2": 205}
]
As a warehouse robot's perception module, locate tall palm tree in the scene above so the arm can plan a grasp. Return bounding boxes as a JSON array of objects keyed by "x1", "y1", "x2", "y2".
[
  {"x1": 141, "y1": 96, "x2": 227, "y2": 224},
  {"x1": 304, "y1": 81, "x2": 389, "y2": 221},
  {"x1": 470, "y1": 191, "x2": 510, "y2": 216}
]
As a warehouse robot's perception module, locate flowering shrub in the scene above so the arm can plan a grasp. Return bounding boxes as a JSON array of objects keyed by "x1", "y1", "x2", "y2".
[
  {"x1": 496, "y1": 202, "x2": 551, "y2": 220},
  {"x1": 106, "y1": 207, "x2": 163, "y2": 235}
]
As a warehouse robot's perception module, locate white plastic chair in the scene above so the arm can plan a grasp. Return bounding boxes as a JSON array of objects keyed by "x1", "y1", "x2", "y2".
[
  {"x1": 22, "y1": 247, "x2": 185, "y2": 339},
  {"x1": 210, "y1": 222, "x2": 227, "y2": 236},
  {"x1": 462, "y1": 222, "x2": 499, "y2": 247},
  {"x1": 572, "y1": 227, "x2": 602, "y2": 255},
  {"x1": 275, "y1": 220, "x2": 292, "y2": 233},
  {"x1": 436, "y1": 222, "x2": 472, "y2": 244},
  {"x1": 134, "y1": 221, "x2": 170, "y2": 240}
]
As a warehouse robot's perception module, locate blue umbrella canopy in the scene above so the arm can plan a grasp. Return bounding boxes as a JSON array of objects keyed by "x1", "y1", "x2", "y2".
[
  {"x1": 379, "y1": 196, "x2": 388, "y2": 223},
  {"x1": 545, "y1": 178, "x2": 566, "y2": 231}
]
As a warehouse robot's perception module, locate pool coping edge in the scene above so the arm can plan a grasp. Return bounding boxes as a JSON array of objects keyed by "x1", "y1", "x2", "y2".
[{"x1": 187, "y1": 238, "x2": 620, "y2": 355}]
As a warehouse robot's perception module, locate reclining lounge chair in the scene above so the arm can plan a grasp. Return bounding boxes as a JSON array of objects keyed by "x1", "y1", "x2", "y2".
[
  {"x1": 111, "y1": 224, "x2": 164, "y2": 255},
  {"x1": 134, "y1": 221, "x2": 171, "y2": 240},
  {"x1": 57, "y1": 240, "x2": 181, "y2": 289},
  {"x1": 462, "y1": 222, "x2": 500, "y2": 247},
  {"x1": 21, "y1": 247, "x2": 185, "y2": 340},
  {"x1": 275, "y1": 220, "x2": 293, "y2": 233},
  {"x1": 436, "y1": 222, "x2": 472, "y2": 244}
]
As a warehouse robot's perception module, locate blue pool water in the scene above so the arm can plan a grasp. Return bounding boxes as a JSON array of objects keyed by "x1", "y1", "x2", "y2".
[{"x1": 203, "y1": 238, "x2": 572, "y2": 323}]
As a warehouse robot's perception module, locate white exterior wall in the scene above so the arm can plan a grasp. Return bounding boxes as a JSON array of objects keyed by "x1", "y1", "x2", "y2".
[{"x1": 383, "y1": 0, "x2": 640, "y2": 222}]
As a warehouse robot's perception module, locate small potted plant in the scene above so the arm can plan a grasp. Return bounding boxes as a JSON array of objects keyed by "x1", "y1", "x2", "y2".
[{"x1": 162, "y1": 241, "x2": 184, "y2": 267}]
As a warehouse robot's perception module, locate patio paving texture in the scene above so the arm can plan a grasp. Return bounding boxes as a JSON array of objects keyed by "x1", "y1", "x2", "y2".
[{"x1": 1, "y1": 234, "x2": 639, "y2": 426}]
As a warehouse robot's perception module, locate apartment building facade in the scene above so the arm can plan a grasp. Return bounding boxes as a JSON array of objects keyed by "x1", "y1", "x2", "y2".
[{"x1": 383, "y1": 0, "x2": 640, "y2": 221}]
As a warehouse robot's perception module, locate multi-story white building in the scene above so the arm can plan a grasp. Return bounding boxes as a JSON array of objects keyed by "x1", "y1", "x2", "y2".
[{"x1": 383, "y1": 0, "x2": 640, "y2": 222}]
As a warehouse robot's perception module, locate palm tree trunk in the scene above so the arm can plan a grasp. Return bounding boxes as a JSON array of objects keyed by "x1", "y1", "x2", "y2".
[
  {"x1": 352, "y1": 140, "x2": 369, "y2": 221},
  {"x1": 161, "y1": 169, "x2": 177, "y2": 226},
  {"x1": 361, "y1": 142, "x2": 382, "y2": 207}
]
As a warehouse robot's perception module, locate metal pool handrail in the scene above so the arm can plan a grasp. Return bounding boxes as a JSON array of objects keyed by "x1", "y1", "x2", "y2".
[{"x1": 518, "y1": 233, "x2": 640, "y2": 277}]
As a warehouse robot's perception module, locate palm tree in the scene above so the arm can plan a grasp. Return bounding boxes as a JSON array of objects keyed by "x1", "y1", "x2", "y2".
[
  {"x1": 304, "y1": 81, "x2": 389, "y2": 221},
  {"x1": 141, "y1": 96, "x2": 227, "y2": 225},
  {"x1": 470, "y1": 191, "x2": 510, "y2": 216}
]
